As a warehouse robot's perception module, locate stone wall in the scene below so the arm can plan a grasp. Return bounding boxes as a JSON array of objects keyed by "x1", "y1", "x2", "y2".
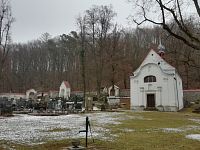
[
  {"x1": 119, "y1": 89, "x2": 130, "y2": 97},
  {"x1": 183, "y1": 90, "x2": 200, "y2": 102},
  {"x1": 120, "y1": 97, "x2": 130, "y2": 109}
]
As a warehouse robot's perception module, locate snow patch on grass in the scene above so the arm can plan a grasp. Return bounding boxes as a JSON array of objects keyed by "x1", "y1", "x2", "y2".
[
  {"x1": 0, "y1": 112, "x2": 126, "y2": 145},
  {"x1": 161, "y1": 125, "x2": 200, "y2": 133},
  {"x1": 184, "y1": 125, "x2": 200, "y2": 131},
  {"x1": 121, "y1": 128, "x2": 135, "y2": 132},
  {"x1": 162, "y1": 128, "x2": 184, "y2": 133},
  {"x1": 186, "y1": 134, "x2": 200, "y2": 141},
  {"x1": 189, "y1": 118, "x2": 200, "y2": 124}
]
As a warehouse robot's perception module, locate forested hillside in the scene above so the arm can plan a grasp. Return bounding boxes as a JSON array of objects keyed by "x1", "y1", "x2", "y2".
[{"x1": 0, "y1": 5, "x2": 200, "y2": 93}]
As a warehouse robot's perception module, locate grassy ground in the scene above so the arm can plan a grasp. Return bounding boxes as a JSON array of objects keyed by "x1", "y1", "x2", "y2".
[
  {"x1": 108, "y1": 111, "x2": 200, "y2": 150},
  {"x1": 1, "y1": 108, "x2": 200, "y2": 150}
]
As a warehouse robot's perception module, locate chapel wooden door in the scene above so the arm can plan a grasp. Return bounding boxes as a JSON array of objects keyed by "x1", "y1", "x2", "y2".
[{"x1": 147, "y1": 94, "x2": 155, "y2": 107}]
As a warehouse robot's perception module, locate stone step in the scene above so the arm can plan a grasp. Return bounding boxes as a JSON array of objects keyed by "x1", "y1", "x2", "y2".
[{"x1": 144, "y1": 107, "x2": 158, "y2": 111}]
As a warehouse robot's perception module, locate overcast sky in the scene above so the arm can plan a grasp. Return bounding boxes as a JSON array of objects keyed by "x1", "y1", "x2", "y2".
[{"x1": 10, "y1": 0, "x2": 133, "y2": 43}]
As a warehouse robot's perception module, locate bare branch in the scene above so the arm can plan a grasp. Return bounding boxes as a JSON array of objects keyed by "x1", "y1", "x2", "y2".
[
  {"x1": 193, "y1": 0, "x2": 200, "y2": 17},
  {"x1": 162, "y1": 24, "x2": 200, "y2": 50},
  {"x1": 176, "y1": 0, "x2": 185, "y2": 26},
  {"x1": 130, "y1": 0, "x2": 200, "y2": 50},
  {"x1": 157, "y1": 0, "x2": 166, "y2": 24},
  {"x1": 133, "y1": 3, "x2": 163, "y2": 26},
  {"x1": 158, "y1": 0, "x2": 200, "y2": 44}
]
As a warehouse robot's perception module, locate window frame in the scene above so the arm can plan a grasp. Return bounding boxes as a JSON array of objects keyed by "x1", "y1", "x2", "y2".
[{"x1": 144, "y1": 75, "x2": 156, "y2": 83}]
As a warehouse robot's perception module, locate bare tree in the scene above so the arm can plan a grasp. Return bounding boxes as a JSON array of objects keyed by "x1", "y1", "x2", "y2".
[
  {"x1": 0, "y1": 0, "x2": 14, "y2": 80},
  {"x1": 60, "y1": 32, "x2": 82, "y2": 90},
  {"x1": 130, "y1": 0, "x2": 200, "y2": 50},
  {"x1": 107, "y1": 24, "x2": 121, "y2": 93},
  {"x1": 85, "y1": 5, "x2": 116, "y2": 99},
  {"x1": 77, "y1": 16, "x2": 87, "y2": 109}
]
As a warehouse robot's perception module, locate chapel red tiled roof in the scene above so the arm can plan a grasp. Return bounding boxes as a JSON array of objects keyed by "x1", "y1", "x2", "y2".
[{"x1": 63, "y1": 81, "x2": 70, "y2": 88}]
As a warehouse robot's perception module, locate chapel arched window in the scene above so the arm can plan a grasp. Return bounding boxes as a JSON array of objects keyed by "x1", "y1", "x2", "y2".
[{"x1": 144, "y1": 76, "x2": 156, "y2": 83}]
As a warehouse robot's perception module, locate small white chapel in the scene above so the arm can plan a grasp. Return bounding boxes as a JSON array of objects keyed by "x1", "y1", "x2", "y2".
[
  {"x1": 59, "y1": 81, "x2": 71, "y2": 100},
  {"x1": 130, "y1": 44, "x2": 183, "y2": 111}
]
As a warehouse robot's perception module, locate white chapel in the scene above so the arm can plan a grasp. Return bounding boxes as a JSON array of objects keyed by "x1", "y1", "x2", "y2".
[
  {"x1": 130, "y1": 44, "x2": 183, "y2": 111},
  {"x1": 59, "y1": 81, "x2": 71, "y2": 99}
]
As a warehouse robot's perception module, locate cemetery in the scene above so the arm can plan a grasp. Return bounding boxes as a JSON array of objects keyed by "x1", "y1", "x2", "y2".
[
  {"x1": 0, "y1": 46, "x2": 200, "y2": 149},
  {"x1": 0, "y1": 0, "x2": 200, "y2": 149},
  {"x1": 0, "y1": 80, "x2": 131, "y2": 117}
]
